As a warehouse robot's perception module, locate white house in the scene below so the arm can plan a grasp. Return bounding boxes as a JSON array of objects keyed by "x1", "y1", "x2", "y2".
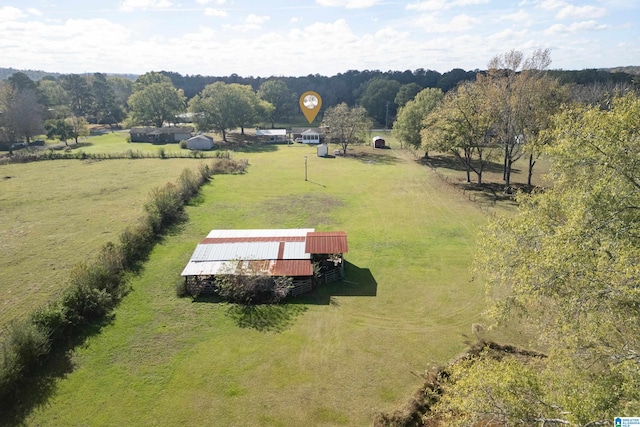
[
  {"x1": 301, "y1": 129, "x2": 321, "y2": 144},
  {"x1": 186, "y1": 134, "x2": 214, "y2": 150}
]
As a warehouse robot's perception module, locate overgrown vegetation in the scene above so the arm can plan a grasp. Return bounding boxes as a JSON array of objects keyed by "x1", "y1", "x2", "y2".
[
  {"x1": 0, "y1": 155, "x2": 247, "y2": 418},
  {"x1": 0, "y1": 146, "x2": 220, "y2": 165},
  {"x1": 376, "y1": 91, "x2": 640, "y2": 427}
]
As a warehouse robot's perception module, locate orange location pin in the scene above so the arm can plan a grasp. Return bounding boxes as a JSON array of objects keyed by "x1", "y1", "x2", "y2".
[{"x1": 299, "y1": 91, "x2": 322, "y2": 124}]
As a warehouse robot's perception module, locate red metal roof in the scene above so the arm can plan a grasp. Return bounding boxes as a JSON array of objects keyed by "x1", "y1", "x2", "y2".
[
  {"x1": 305, "y1": 231, "x2": 348, "y2": 254},
  {"x1": 270, "y1": 260, "x2": 313, "y2": 276}
]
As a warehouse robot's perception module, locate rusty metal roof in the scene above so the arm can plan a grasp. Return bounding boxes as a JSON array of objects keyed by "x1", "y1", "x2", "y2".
[
  {"x1": 182, "y1": 229, "x2": 347, "y2": 278},
  {"x1": 305, "y1": 231, "x2": 349, "y2": 254},
  {"x1": 181, "y1": 259, "x2": 312, "y2": 277}
]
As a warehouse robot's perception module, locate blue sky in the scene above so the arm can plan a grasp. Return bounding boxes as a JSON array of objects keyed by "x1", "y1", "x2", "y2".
[{"x1": 0, "y1": 0, "x2": 637, "y2": 76}]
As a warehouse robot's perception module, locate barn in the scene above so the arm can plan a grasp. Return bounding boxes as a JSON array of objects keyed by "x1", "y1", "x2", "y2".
[
  {"x1": 186, "y1": 134, "x2": 214, "y2": 150},
  {"x1": 181, "y1": 229, "x2": 348, "y2": 297}
]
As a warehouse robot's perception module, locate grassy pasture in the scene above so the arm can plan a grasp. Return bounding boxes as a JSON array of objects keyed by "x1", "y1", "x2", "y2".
[
  {"x1": 0, "y1": 157, "x2": 214, "y2": 329},
  {"x1": 19, "y1": 137, "x2": 494, "y2": 426}
]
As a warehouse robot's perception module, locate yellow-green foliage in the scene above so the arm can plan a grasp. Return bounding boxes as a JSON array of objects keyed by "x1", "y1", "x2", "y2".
[{"x1": 474, "y1": 92, "x2": 640, "y2": 423}]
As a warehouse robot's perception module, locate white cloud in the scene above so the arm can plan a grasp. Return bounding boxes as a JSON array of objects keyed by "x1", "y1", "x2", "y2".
[
  {"x1": 246, "y1": 14, "x2": 270, "y2": 25},
  {"x1": 0, "y1": 6, "x2": 26, "y2": 21},
  {"x1": 204, "y1": 8, "x2": 227, "y2": 17},
  {"x1": 316, "y1": 0, "x2": 381, "y2": 9},
  {"x1": 406, "y1": 0, "x2": 489, "y2": 11},
  {"x1": 499, "y1": 10, "x2": 531, "y2": 23},
  {"x1": 556, "y1": 5, "x2": 607, "y2": 20},
  {"x1": 196, "y1": 0, "x2": 226, "y2": 4},
  {"x1": 414, "y1": 13, "x2": 480, "y2": 32},
  {"x1": 221, "y1": 14, "x2": 270, "y2": 32},
  {"x1": 538, "y1": 0, "x2": 566, "y2": 11},
  {"x1": 26, "y1": 8, "x2": 42, "y2": 16},
  {"x1": 119, "y1": 0, "x2": 173, "y2": 11},
  {"x1": 544, "y1": 20, "x2": 607, "y2": 34}
]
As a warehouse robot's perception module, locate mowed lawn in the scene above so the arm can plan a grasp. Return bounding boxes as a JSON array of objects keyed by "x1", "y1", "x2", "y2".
[
  {"x1": 0, "y1": 157, "x2": 214, "y2": 328},
  {"x1": 24, "y1": 141, "x2": 489, "y2": 426}
]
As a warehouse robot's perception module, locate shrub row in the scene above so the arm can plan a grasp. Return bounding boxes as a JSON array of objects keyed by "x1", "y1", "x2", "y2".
[
  {"x1": 0, "y1": 148, "x2": 220, "y2": 165},
  {"x1": 0, "y1": 156, "x2": 248, "y2": 409}
]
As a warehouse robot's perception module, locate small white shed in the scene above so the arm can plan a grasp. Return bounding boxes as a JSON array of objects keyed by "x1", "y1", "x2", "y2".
[
  {"x1": 187, "y1": 135, "x2": 214, "y2": 150},
  {"x1": 317, "y1": 143, "x2": 328, "y2": 157}
]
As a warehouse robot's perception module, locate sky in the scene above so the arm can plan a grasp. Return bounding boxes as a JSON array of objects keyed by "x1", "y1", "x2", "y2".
[{"x1": 0, "y1": 0, "x2": 638, "y2": 77}]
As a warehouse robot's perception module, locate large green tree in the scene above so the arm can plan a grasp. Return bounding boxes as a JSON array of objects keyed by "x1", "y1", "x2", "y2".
[
  {"x1": 188, "y1": 81, "x2": 246, "y2": 141},
  {"x1": 393, "y1": 87, "x2": 443, "y2": 151},
  {"x1": 421, "y1": 81, "x2": 496, "y2": 183},
  {"x1": 127, "y1": 82, "x2": 185, "y2": 128},
  {"x1": 257, "y1": 79, "x2": 293, "y2": 128},
  {"x1": 394, "y1": 82, "x2": 422, "y2": 109},
  {"x1": 229, "y1": 83, "x2": 273, "y2": 135},
  {"x1": 446, "y1": 92, "x2": 640, "y2": 425},
  {"x1": 358, "y1": 77, "x2": 401, "y2": 127},
  {"x1": 60, "y1": 74, "x2": 92, "y2": 118},
  {"x1": 321, "y1": 102, "x2": 372, "y2": 155},
  {"x1": 0, "y1": 83, "x2": 45, "y2": 152},
  {"x1": 483, "y1": 48, "x2": 560, "y2": 191},
  {"x1": 89, "y1": 73, "x2": 119, "y2": 126}
]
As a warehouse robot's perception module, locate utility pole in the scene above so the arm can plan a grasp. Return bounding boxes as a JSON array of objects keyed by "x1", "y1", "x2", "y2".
[{"x1": 385, "y1": 100, "x2": 390, "y2": 129}]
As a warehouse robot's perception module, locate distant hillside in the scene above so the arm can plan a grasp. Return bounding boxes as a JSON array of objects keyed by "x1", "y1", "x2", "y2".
[
  {"x1": 601, "y1": 66, "x2": 640, "y2": 76},
  {"x1": 0, "y1": 67, "x2": 138, "y2": 81},
  {"x1": 0, "y1": 67, "x2": 60, "y2": 81}
]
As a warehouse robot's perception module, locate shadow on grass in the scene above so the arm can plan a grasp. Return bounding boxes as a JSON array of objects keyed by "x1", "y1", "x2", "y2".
[
  {"x1": 452, "y1": 181, "x2": 529, "y2": 208},
  {"x1": 290, "y1": 261, "x2": 377, "y2": 306},
  {"x1": 68, "y1": 141, "x2": 95, "y2": 150},
  {"x1": 344, "y1": 151, "x2": 400, "y2": 166},
  {"x1": 225, "y1": 304, "x2": 308, "y2": 333},
  {"x1": 215, "y1": 134, "x2": 280, "y2": 153},
  {"x1": 419, "y1": 154, "x2": 519, "y2": 175},
  {"x1": 0, "y1": 316, "x2": 115, "y2": 427},
  {"x1": 191, "y1": 262, "x2": 377, "y2": 331}
]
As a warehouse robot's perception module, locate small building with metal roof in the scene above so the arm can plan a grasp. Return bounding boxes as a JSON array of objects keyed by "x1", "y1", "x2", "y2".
[{"x1": 181, "y1": 228, "x2": 348, "y2": 297}]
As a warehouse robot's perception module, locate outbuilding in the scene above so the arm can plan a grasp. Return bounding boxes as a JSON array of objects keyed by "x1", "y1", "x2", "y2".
[
  {"x1": 317, "y1": 143, "x2": 329, "y2": 157},
  {"x1": 255, "y1": 128, "x2": 287, "y2": 143},
  {"x1": 186, "y1": 134, "x2": 214, "y2": 150},
  {"x1": 130, "y1": 126, "x2": 194, "y2": 143},
  {"x1": 372, "y1": 136, "x2": 386, "y2": 148},
  {"x1": 181, "y1": 228, "x2": 348, "y2": 297}
]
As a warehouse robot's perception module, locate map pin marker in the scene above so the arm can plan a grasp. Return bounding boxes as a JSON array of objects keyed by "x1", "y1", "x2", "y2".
[{"x1": 299, "y1": 91, "x2": 322, "y2": 124}]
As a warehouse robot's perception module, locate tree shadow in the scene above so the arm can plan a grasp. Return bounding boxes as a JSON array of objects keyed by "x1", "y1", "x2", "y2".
[
  {"x1": 344, "y1": 150, "x2": 400, "y2": 166},
  {"x1": 290, "y1": 261, "x2": 377, "y2": 305},
  {"x1": 224, "y1": 304, "x2": 308, "y2": 333},
  {"x1": 215, "y1": 134, "x2": 280, "y2": 153},
  {"x1": 419, "y1": 154, "x2": 516, "y2": 174},
  {"x1": 0, "y1": 316, "x2": 115, "y2": 427},
  {"x1": 69, "y1": 142, "x2": 94, "y2": 149},
  {"x1": 453, "y1": 181, "x2": 530, "y2": 207},
  {"x1": 190, "y1": 261, "x2": 376, "y2": 330}
]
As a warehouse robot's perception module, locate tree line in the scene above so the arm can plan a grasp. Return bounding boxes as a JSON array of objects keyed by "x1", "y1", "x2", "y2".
[
  {"x1": 393, "y1": 49, "x2": 638, "y2": 192},
  {"x1": 1, "y1": 63, "x2": 636, "y2": 153}
]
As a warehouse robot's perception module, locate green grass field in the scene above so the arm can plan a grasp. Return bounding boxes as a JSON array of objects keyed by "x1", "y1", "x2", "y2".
[
  {"x1": 2, "y1": 130, "x2": 532, "y2": 425},
  {"x1": 0, "y1": 156, "x2": 215, "y2": 328}
]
